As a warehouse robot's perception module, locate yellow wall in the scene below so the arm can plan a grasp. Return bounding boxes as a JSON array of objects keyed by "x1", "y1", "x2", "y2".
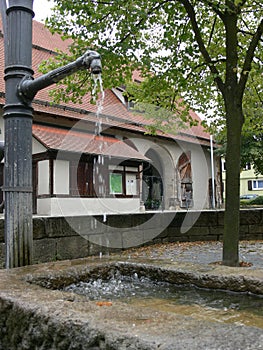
[{"x1": 221, "y1": 160, "x2": 263, "y2": 197}]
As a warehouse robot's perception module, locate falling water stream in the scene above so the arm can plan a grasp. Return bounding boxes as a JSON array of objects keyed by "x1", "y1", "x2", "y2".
[
  {"x1": 92, "y1": 73, "x2": 105, "y2": 135},
  {"x1": 91, "y1": 73, "x2": 109, "y2": 256},
  {"x1": 91, "y1": 73, "x2": 106, "y2": 200},
  {"x1": 64, "y1": 271, "x2": 263, "y2": 329}
]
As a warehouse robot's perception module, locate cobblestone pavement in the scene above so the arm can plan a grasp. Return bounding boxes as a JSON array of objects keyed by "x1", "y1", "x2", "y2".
[{"x1": 121, "y1": 240, "x2": 263, "y2": 269}]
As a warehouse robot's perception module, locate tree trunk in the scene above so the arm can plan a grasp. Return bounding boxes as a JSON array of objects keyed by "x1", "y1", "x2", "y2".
[
  {"x1": 223, "y1": 102, "x2": 243, "y2": 266},
  {"x1": 221, "y1": 8, "x2": 245, "y2": 267}
]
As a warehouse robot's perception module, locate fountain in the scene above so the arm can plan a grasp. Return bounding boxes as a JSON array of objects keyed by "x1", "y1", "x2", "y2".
[
  {"x1": 1, "y1": 257, "x2": 263, "y2": 349},
  {"x1": 1, "y1": 2, "x2": 263, "y2": 350}
]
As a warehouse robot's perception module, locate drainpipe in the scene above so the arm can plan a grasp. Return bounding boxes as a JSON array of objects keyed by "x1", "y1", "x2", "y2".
[
  {"x1": 2, "y1": 0, "x2": 101, "y2": 268},
  {"x1": 210, "y1": 135, "x2": 216, "y2": 209}
]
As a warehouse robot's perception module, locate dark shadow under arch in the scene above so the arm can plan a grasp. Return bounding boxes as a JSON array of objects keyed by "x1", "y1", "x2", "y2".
[{"x1": 142, "y1": 149, "x2": 163, "y2": 210}]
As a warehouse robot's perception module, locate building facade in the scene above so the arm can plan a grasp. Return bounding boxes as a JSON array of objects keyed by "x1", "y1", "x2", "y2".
[
  {"x1": 0, "y1": 20, "x2": 221, "y2": 216},
  {"x1": 222, "y1": 161, "x2": 263, "y2": 199}
]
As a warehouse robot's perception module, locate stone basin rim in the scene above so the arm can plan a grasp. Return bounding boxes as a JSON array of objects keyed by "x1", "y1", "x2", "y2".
[
  {"x1": 21, "y1": 258, "x2": 263, "y2": 296},
  {"x1": 1, "y1": 258, "x2": 263, "y2": 350}
]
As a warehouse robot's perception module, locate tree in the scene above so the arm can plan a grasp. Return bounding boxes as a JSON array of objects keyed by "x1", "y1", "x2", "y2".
[
  {"x1": 216, "y1": 65, "x2": 263, "y2": 174},
  {"x1": 240, "y1": 134, "x2": 263, "y2": 175},
  {"x1": 46, "y1": 0, "x2": 263, "y2": 266},
  {"x1": 216, "y1": 131, "x2": 263, "y2": 176}
]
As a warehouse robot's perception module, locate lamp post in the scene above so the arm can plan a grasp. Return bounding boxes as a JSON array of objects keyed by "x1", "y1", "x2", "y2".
[
  {"x1": 3, "y1": 0, "x2": 34, "y2": 268},
  {"x1": 2, "y1": 0, "x2": 101, "y2": 268}
]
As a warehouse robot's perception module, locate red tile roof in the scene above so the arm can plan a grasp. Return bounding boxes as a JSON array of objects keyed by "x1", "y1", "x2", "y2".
[
  {"x1": 33, "y1": 124, "x2": 149, "y2": 161},
  {"x1": 32, "y1": 21, "x2": 72, "y2": 53},
  {"x1": 0, "y1": 19, "x2": 211, "y2": 147}
]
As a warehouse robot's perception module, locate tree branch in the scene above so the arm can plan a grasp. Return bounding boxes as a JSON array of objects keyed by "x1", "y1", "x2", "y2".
[
  {"x1": 179, "y1": 0, "x2": 225, "y2": 92},
  {"x1": 251, "y1": 76, "x2": 263, "y2": 106},
  {"x1": 118, "y1": 0, "x2": 171, "y2": 44},
  {"x1": 236, "y1": 0, "x2": 248, "y2": 10},
  {"x1": 208, "y1": 16, "x2": 217, "y2": 46},
  {"x1": 203, "y1": 0, "x2": 224, "y2": 18},
  {"x1": 239, "y1": 18, "x2": 263, "y2": 96}
]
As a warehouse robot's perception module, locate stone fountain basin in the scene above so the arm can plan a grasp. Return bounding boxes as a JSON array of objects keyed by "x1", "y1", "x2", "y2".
[{"x1": 1, "y1": 257, "x2": 263, "y2": 350}]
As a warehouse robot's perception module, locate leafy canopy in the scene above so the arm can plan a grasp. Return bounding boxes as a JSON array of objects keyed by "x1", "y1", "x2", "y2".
[{"x1": 45, "y1": 1, "x2": 262, "y2": 124}]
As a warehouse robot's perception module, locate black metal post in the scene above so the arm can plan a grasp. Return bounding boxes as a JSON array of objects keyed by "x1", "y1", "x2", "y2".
[
  {"x1": 2, "y1": 0, "x2": 101, "y2": 268},
  {"x1": 3, "y1": 0, "x2": 34, "y2": 268}
]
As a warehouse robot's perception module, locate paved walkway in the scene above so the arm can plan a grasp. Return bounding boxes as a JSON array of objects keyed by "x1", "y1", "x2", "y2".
[{"x1": 120, "y1": 240, "x2": 263, "y2": 268}]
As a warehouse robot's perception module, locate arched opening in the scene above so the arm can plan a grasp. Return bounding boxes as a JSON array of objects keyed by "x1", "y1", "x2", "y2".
[
  {"x1": 177, "y1": 151, "x2": 193, "y2": 209},
  {"x1": 142, "y1": 149, "x2": 163, "y2": 210}
]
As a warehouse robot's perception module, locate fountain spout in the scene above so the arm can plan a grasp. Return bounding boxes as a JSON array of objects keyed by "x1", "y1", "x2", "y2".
[
  {"x1": 18, "y1": 50, "x2": 102, "y2": 104},
  {"x1": 84, "y1": 50, "x2": 102, "y2": 75}
]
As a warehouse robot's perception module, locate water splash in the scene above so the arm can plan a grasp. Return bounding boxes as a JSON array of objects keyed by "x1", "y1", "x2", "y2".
[{"x1": 63, "y1": 272, "x2": 263, "y2": 328}]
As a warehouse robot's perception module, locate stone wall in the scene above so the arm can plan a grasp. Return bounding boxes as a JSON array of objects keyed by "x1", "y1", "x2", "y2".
[{"x1": 0, "y1": 209, "x2": 263, "y2": 266}]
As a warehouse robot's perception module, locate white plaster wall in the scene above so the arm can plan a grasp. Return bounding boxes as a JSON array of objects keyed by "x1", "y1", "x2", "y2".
[
  {"x1": 33, "y1": 138, "x2": 46, "y2": 154},
  {"x1": 37, "y1": 197, "x2": 141, "y2": 216},
  {"x1": 37, "y1": 198, "x2": 52, "y2": 216},
  {"x1": 190, "y1": 144, "x2": 210, "y2": 209},
  {"x1": 38, "y1": 160, "x2": 50, "y2": 195},
  {"x1": 162, "y1": 139, "x2": 214, "y2": 210},
  {"x1": 132, "y1": 136, "x2": 213, "y2": 210},
  {"x1": 54, "y1": 160, "x2": 69, "y2": 195},
  {"x1": 158, "y1": 142, "x2": 180, "y2": 208}
]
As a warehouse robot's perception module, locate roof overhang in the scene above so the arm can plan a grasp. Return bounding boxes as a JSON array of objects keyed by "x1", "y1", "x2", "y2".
[{"x1": 33, "y1": 124, "x2": 150, "y2": 162}]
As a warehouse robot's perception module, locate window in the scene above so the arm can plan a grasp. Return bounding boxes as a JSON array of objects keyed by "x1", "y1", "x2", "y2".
[
  {"x1": 109, "y1": 165, "x2": 139, "y2": 196},
  {"x1": 69, "y1": 161, "x2": 139, "y2": 197},
  {"x1": 243, "y1": 163, "x2": 251, "y2": 171},
  {"x1": 70, "y1": 161, "x2": 94, "y2": 196},
  {"x1": 109, "y1": 173, "x2": 123, "y2": 194},
  {"x1": 252, "y1": 180, "x2": 263, "y2": 190},
  {"x1": 126, "y1": 174, "x2": 137, "y2": 195}
]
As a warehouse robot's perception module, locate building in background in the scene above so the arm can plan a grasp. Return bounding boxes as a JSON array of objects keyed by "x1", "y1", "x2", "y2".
[
  {"x1": 221, "y1": 161, "x2": 263, "y2": 199},
  {"x1": 0, "y1": 20, "x2": 222, "y2": 216}
]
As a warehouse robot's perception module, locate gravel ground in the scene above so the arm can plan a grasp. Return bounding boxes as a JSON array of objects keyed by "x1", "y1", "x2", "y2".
[{"x1": 120, "y1": 240, "x2": 263, "y2": 269}]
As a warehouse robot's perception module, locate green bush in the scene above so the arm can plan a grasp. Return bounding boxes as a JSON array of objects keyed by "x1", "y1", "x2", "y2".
[
  {"x1": 249, "y1": 196, "x2": 263, "y2": 205},
  {"x1": 240, "y1": 196, "x2": 263, "y2": 206}
]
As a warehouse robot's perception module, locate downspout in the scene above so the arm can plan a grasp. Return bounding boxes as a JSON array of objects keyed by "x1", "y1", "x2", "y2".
[{"x1": 210, "y1": 135, "x2": 216, "y2": 209}]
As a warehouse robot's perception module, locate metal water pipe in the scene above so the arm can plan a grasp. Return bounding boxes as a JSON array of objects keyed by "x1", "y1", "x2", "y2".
[
  {"x1": 18, "y1": 50, "x2": 102, "y2": 104},
  {"x1": 2, "y1": 0, "x2": 101, "y2": 268}
]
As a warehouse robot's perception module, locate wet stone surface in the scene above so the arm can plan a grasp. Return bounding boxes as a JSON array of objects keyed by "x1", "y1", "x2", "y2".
[
  {"x1": 119, "y1": 240, "x2": 263, "y2": 268},
  {"x1": 0, "y1": 252, "x2": 263, "y2": 349}
]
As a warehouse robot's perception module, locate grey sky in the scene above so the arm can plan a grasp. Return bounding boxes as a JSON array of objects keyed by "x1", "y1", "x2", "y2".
[{"x1": 33, "y1": 0, "x2": 54, "y2": 22}]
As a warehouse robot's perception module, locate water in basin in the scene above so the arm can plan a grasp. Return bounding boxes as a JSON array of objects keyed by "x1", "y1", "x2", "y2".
[{"x1": 63, "y1": 271, "x2": 263, "y2": 329}]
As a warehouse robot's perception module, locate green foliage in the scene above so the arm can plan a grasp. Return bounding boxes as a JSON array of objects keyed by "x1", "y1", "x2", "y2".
[
  {"x1": 241, "y1": 196, "x2": 263, "y2": 206},
  {"x1": 44, "y1": 1, "x2": 262, "y2": 127},
  {"x1": 240, "y1": 134, "x2": 263, "y2": 175},
  {"x1": 124, "y1": 76, "x2": 198, "y2": 134},
  {"x1": 249, "y1": 196, "x2": 263, "y2": 205},
  {"x1": 215, "y1": 123, "x2": 263, "y2": 176}
]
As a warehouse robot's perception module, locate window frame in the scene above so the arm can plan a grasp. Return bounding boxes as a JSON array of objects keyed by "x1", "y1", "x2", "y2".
[
  {"x1": 252, "y1": 179, "x2": 263, "y2": 190},
  {"x1": 108, "y1": 164, "x2": 139, "y2": 197}
]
